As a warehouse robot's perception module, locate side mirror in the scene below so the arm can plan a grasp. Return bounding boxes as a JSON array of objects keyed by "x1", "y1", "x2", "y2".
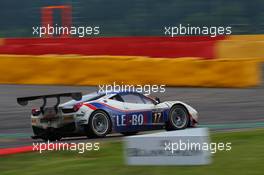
[{"x1": 154, "y1": 97, "x2": 160, "y2": 104}]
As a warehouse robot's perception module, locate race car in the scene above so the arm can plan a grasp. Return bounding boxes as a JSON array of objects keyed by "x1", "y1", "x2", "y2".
[{"x1": 17, "y1": 91, "x2": 198, "y2": 141}]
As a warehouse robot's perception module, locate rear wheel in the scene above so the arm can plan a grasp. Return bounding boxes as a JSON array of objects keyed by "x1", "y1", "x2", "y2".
[
  {"x1": 166, "y1": 104, "x2": 190, "y2": 131},
  {"x1": 87, "y1": 110, "x2": 111, "y2": 138}
]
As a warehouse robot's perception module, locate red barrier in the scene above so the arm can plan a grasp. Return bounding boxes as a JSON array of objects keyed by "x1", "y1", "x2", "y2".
[
  {"x1": 0, "y1": 146, "x2": 33, "y2": 156},
  {"x1": 0, "y1": 36, "x2": 226, "y2": 59},
  {"x1": 0, "y1": 143, "x2": 72, "y2": 156}
]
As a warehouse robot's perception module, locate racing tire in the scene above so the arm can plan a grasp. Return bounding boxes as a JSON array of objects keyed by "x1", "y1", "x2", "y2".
[
  {"x1": 165, "y1": 104, "x2": 190, "y2": 131},
  {"x1": 121, "y1": 132, "x2": 138, "y2": 136},
  {"x1": 87, "y1": 110, "x2": 111, "y2": 138}
]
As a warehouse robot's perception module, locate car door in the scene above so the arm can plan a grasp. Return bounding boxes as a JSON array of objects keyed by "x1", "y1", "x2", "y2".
[{"x1": 119, "y1": 92, "x2": 155, "y2": 130}]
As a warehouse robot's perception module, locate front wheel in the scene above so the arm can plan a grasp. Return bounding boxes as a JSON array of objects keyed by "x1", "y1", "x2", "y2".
[
  {"x1": 166, "y1": 104, "x2": 190, "y2": 131},
  {"x1": 87, "y1": 110, "x2": 111, "y2": 138}
]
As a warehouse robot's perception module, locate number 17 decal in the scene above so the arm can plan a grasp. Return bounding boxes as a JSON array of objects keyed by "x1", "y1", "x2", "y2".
[{"x1": 152, "y1": 112, "x2": 163, "y2": 123}]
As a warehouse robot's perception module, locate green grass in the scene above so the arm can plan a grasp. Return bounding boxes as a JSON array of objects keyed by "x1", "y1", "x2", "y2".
[{"x1": 0, "y1": 129, "x2": 263, "y2": 175}]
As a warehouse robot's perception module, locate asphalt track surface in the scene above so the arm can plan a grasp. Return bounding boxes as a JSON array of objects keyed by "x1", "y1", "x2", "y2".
[{"x1": 0, "y1": 75, "x2": 264, "y2": 148}]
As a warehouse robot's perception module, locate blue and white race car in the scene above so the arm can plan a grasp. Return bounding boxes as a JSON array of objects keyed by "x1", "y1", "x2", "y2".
[{"x1": 17, "y1": 91, "x2": 198, "y2": 141}]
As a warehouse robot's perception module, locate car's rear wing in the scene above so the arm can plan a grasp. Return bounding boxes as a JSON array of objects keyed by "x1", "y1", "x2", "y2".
[{"x1": 17, "y1": 92, "x2": 82, "y2": 113}]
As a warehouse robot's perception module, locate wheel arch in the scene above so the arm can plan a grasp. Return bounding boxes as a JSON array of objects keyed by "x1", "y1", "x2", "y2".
[
  {"x1": 168, "y1": 103, "x2": 192, "y2": 127},
  {"x1": 89, "y1": 109, "x2": 113, "y2": 132}
]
